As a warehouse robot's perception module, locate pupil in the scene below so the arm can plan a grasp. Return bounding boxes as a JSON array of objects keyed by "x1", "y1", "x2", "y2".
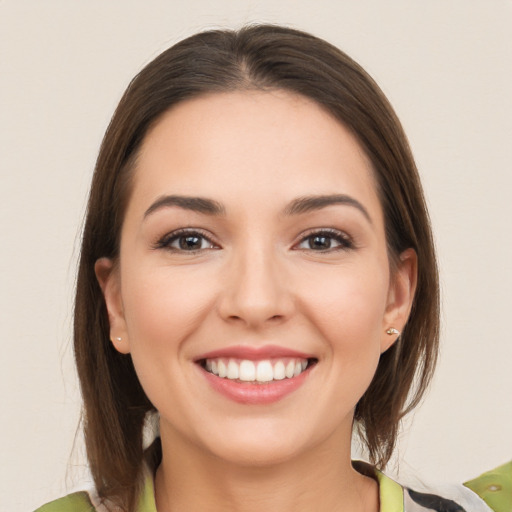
[
  {"x1": 310, "y1": 235, "x2": 331, "y2": 249},
  {"x1": 179, "y1": 235, "x2": 201, "y2": 250}
]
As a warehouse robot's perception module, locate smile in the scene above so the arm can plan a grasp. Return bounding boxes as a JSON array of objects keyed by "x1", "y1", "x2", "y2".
[
  {"x1": 195, "y1": 345, "x2": 317, "y2": 404},
  {"x1": 202, "y1": 357, "x2": 312, "y2": 383}
]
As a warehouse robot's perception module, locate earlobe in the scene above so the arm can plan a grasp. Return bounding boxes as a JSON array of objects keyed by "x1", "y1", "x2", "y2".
[
  {"x1": 94, "y1": 257, "x2": 131, "y2": 354},
  {"x1": 381, "y1": 248, "x2": 417, "y2": 353}
]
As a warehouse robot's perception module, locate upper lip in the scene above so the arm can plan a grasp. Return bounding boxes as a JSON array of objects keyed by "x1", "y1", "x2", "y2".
[{"x1": 194, "y1": 344, "x2": 315, "y2": 362}]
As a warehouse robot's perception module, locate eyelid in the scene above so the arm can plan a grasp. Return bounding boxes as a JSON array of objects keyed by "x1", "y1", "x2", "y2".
[
  {"x1": 293, "y1": 228, "x2": 355, "y2": 251},
  {"x1": 153, "y1": 227, "x2": 220, "y2": 252},
  {"x1": 153, "y1": 227, "x2": 354, "y2": 253}
]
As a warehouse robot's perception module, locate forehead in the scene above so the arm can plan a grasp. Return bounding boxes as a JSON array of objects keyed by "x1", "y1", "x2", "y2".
[{"x1": 130, "y1": 90, "x2": 381, "y2": 218}]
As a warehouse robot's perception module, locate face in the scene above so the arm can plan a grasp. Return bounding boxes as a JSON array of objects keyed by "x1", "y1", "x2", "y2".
[{"x1": 96, "y1": 90, "x2": 416, "y2": 467}]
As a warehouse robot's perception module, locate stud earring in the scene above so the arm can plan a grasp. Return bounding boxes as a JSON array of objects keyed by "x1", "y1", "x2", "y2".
[
  {"x1": 112, "y1": 336, "x2": 122, "y2": 342},
  {"x1": 386, "y1": 327, "x2": 400, "y2": 336}
]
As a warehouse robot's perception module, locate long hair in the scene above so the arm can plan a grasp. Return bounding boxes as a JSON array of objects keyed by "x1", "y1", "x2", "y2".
[{"x1": 74, "y1": 24, "x2": 439, "y2": 511}]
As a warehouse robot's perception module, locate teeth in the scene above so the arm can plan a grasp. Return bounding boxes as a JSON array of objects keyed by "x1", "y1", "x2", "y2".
[
  {"x1": 256, "y1": 361, "x2": 273, "y2": 382},
  {"x1": 218, "y1": 360, "x2": 227, "y2": 378},
  {"x1": 273, "y1": 361, "x2": 285, "y2": 380},
  {"x1": 227, "y1": 360, "x2": 239, "y2": 379},
  {"x1": 239, "y1": 360, "x2": 256, "y2": 381},
  {"x1": 285, "y1": 361, "x2": 295, "y2": 379},
  {"x1": 204, "y1": 357, "x2": 311, "y2": 382}
]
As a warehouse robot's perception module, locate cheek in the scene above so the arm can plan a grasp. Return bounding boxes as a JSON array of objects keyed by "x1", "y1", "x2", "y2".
[
  {"x1": 121, "y1": 263, "x2": 217, "y2": 359},
  {"x1": 301, "y1": 261, "x2": 388, "y2": 335},
  {"x1": 119, "y1": 263, "x2": 221, "y2": 417},
  {"x1": 300, "y1": 263, "x2": 388, "y2": 378}
]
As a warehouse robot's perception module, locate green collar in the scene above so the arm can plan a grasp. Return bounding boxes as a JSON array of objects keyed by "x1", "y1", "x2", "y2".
[
  {"x1": 137, "y1": 467, "x2": 158, "y2": 511},
  {"x1": 375, "y1": 469, "x2": 405, "y2": 512}
]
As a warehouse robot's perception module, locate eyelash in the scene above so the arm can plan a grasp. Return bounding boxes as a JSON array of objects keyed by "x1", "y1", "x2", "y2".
[
  {"x1": 154, "y1": 228, "x2": 354, "y2": 254},
  {"x1": 154, "y1": 228, "x2": 218, "y2": 253},
  {"x1": 294, "y1": 228, "x2": 354, "y2": 252}
]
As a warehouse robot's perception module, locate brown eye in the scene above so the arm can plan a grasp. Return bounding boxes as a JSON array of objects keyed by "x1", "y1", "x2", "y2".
[
  {"x1": 295, "y1": 229, "x2": 354, "y2": 252},
  {"x1": 308, "y1": 235, "x2": 333, "y2": 250},
  {"x1": 156, "y1": 229, "x2": 218, "y2": 252},
  {"x1": 178, "y1": 234, "x2": 204, "y2": 250}
]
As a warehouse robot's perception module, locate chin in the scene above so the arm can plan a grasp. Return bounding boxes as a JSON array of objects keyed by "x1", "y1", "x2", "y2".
[
  {"x1": 196, "y1": 415, "x2": 339, "y2": 469},
  {"x1": 209, "y1": 436, "x2": 308, "y2": 468}
]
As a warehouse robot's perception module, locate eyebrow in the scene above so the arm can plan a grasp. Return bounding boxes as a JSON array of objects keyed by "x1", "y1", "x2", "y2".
[
  {"x1": 283, "y1": 194, "x2": 372, "y2": 223},
  {"x1": 144, "y1": 195, "x2": 226, "y2": 218},
  {"x1": 143, "y1": 193, "x2": 371, "y2": 223}
]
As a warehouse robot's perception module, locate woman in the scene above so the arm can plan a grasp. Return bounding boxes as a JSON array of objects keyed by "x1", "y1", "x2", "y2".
[{"x1": 37, "y1": 24, "x2": 485, "y2": 512}]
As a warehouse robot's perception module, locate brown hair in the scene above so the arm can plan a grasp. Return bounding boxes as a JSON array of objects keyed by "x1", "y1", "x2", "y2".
[{"x1": 75, "y1": 24, "x2": 439, "y2": 511}]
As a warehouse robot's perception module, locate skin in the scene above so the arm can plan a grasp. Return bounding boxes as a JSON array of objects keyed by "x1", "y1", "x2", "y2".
[{"x1": 96, "y1": 90, "x2": 417, "y2": 512}]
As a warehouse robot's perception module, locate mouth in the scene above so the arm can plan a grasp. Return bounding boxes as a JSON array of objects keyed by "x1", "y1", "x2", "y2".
[
  {"x1": 194, "y1": 346, "x2": 318, "y2": 404},
  {"x1": 199, "y1": 357, "x2": 317, "y2": 384}
]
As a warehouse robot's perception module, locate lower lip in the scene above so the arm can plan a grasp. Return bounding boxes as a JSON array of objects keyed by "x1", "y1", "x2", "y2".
[{"x1": 199, "y1": 365, "x2": 312, "y2": 405}]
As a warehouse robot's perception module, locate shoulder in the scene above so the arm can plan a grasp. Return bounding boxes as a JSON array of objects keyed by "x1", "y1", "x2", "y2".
[
  {"x1": 354, "y1": 461, "x2": 493, "y2": 512},
  {"x1": 403, "y1": 485, "x2": 491, "y2": 512},
  {"x1": 34, "y1": 491, "x2": 96, "y2": 512},
  {"x1": 34, "y1": 465, "x2": 157, "y2": 512},
  {"x1": 402, "y1": 460, "x2": 512, "y2": 512},
  {"x1": 464, "y1": 460, "x2": 512, "y2": 512}
]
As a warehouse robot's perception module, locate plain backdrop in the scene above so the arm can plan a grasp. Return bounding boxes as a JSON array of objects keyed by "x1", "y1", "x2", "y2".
[{"x1": 1, "y1": 1, "x2": 511, "y2": 510}]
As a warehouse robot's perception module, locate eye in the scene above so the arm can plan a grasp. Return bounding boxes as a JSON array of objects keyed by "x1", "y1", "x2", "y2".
[
  {"x1": 295, "y1": 229, "x2": 354, "y2": 252},
  {"x1": 155, "y1": 229, "x2": 218, "y2": 253}
]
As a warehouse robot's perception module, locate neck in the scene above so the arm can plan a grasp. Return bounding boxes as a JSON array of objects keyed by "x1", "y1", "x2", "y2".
[{"x1": 154, "y1": 427, "x2": 379, "y2": 512}]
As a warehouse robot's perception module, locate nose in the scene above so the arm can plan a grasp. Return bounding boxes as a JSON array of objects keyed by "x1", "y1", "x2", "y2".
[{"x1": 217, "y1": 244, "x2": 294, "y2": 329}]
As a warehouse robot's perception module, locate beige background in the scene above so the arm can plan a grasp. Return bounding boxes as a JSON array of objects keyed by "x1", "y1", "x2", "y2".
[{"x1": 1, "y1": 1, "x2": 511, "y2": 510}]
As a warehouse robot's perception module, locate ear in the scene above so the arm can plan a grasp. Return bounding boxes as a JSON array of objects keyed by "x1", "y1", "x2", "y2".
[
  {"x1": 95, "y1": 257, "x2": 131, "y2": 354},
  {"x1": 381, "y1": 248, "x2": 417, "y2": 353}
]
